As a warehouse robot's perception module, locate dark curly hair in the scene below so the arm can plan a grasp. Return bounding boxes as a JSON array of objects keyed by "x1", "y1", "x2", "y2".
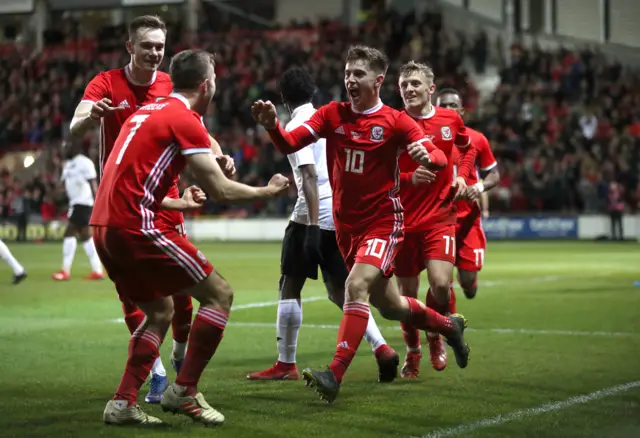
[{"x1": 279, "y1": 68, "x2": 316, "y2": 109}]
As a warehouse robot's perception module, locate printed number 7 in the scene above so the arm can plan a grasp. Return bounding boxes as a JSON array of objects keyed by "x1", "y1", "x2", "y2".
[{"x1": 115, "y1": 114, "x2": 150, "y2": 165}]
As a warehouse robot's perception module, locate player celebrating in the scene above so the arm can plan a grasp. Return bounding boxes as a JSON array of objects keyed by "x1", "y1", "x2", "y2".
[
  {"x1": 437, "y1": 88, "x2": 500, "y2": 299},
  {"x1": 395, "y1": 62, "x2": 477, "y2": 378},
  {"x1": 51, "y1": 140, "x2": 104, "y2": 281},
  {"x1": 68, "y1": 15, "x2": 234, "y2": 403},
  {"x1": 247, "y1": 68, "x2": 399, "y2": 383},
  {"x1": 252, "y1": 45, "x2": 470, "y2": 403},
  {"x1": 94, "y1": 49, "x2": 290, "y2": 426},
  {"x1": 0, "y1": 239, "x2": 27, "y2": 284}
]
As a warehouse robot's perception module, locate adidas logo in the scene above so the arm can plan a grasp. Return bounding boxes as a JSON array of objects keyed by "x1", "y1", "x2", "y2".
[
  {"x1": 334, "y1": 126, "x2": 345, "y2": 135},
  {"x1": 119, "y1": 99, "x2": 130, "y2": 108},
  {"x1": 337, "y1": 341, "x2": 349, "y2": 349}
]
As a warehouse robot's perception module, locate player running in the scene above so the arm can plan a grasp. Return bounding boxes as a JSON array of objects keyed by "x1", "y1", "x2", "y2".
[
  {"x1": 0, "y1": 239, "x2": 27, "y2": 284},
  {"x1": 68, "y1": 15, "x2": 234, "y2": 403},
  {"x1": 247, "y1": 68, "x2": 399, "y2": 383},
  {"x1": 94, "y1": 49, "x2": 290, "y2": 426},
  {"x1": 437, "y1": 88, "x2": 500, "y2": 299},
  {"x1": 252, "y1": 45, "x2": 470, "y2": 404},
  {"x1": 395, "y1": 61, "x2": 477, "y2": 378},
  {"x1": 52, "y1": 140, "x2": 104, "y2": 281}
]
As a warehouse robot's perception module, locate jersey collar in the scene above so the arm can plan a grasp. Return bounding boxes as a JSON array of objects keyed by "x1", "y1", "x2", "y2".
[
  {"x1": 351, "y1": 99, "x2": 383, "y2": 115},
  {"x1": 406, "y1": 104, "x2": 436, "y2": 119},
  {"x1": 169, "y1": 92, "x2": 191, "y2": 109},
  {"x1": 291, "y1": 103, "x2": 314, "y2": 120},
  {"x1": 124, "y1": 63, "x2": 157, "y2": 86}
]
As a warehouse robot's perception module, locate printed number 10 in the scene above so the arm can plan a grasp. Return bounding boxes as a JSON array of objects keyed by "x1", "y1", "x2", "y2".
[{"x1": 345, "y1": 148, "x2": 364, "y2": 174}]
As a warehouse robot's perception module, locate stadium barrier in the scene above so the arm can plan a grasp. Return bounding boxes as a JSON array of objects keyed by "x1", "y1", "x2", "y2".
[
  {"x1": 187, "y1": 215, "x2": 638, "y2": 242},
  {"x1": 0, "y1": 215, "x2": 637, "y2": 242}
]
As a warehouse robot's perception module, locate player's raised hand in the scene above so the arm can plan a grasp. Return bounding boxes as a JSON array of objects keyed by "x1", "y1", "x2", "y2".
[
  {"x1": 182, "y1": 185, "x2": 207, "y2": 209},
  {"x1": 216, "y1": 155, "x2": 236, "y2": 178},
  {"x1": 452, "y1": 176, "x2": 468, "y2": 201},
  {"x1": 251, "y1": 100, "x2": 277, "y2": 129},
  {"x1": 267, "y1": 173, "x2": 290, "y2": 196},
  {"x1": 407, "y1": 142, "x2": 432, "y2": 167},
  {"x1": 411, "y1": 166, "x2": 437, "y2": 185},
  {"x1": 90, "y1": 98, "x2": 126, "y2": 120}
]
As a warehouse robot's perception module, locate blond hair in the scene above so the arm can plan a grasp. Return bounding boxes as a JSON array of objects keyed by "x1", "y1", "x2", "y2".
[{"x1": 398, "y1": 60, "x2": 435, "y2": 82}]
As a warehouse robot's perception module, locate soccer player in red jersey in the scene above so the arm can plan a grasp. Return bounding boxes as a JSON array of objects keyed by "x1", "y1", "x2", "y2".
[
  {"x1": 94, "y1": 49, "x2": 290, "y2": 426},
  {"x1": 437, "y1": 88, "x2": 500, "y2": 299},
  {"x1": 252, "y1": 45, "x2": 470, "y2": 403},
  {"x1": 67, "y1": 15, "x2": 235, "y2": 403},
  {"x1": 394, "y1": 62, "x2": 477, "y2": 378}
]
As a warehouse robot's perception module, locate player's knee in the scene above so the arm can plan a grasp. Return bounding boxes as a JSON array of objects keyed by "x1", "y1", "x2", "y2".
[
  {"x1": 397, "y1": 277, "x2": 419, "y2": 298},
  {"x1": 215, "y1": 279, "x2": 234, "y2": 312},
  {"x1": 345, "y1": 275, "x2": 368, "y2": 302},
  {"x1": 146, "y1": 307, "x2": 174, "y2": 330},
  {"x1": 430, "y1": 275, "x2": 450, "y2": 297},
  {"x1": 458, "y1": 270, "x2": 476, "y2": 290}
]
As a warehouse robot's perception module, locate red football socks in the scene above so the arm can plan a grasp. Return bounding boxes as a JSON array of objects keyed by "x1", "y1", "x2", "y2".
[
  {"x1": 426, "y1": 288, "x2": 449, "y2": 315},
  {"x1": 171, "y1": 293, "x2": 193, "y2": 343},
  {"x1": 114, "y1": 329, "x2": 163, "y2": 403},
  {"x1": 448, "y1": 285, "x2": 457, "y2": 314},
  {"x1": 175, "y1": 307, "x2": 228, "y2": 394},
  {"x1": 329, "y1": 302, "x2": 370, "y2": 383},
  {"x1": 400, "y1": 322, "x2": 421, "y2": 351},
  {"x1": 121, "y1": 301, "x2": 145, "y2": 334},
  {"x1": 404, "y1": 297, "x2": 454, "y2": 335}
]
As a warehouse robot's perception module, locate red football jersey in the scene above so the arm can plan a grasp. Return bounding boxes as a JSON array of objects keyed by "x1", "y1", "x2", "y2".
[
  {"x1": 399, "y1": 106, "x2": 471, "y2": 231},
  {"x1": 80, "y1": 65, "x2": 183, "y2": 227},
  {"x1": 268, "y1": 101, "x2": 435, "y2": 231},
  {"x1": 90, "y1": 94, "x2": 211, "y2": 230},
  {"x1": 456, "y1": 127, "x2": 497, "y2": 219}
]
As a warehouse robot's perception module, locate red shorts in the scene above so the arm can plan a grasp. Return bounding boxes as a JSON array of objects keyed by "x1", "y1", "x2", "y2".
[
  {"x1": 93, "y1": 226, "x2": 213, "y2": 303},
  {"x1": 395, "y1": 224, "x2": 457, "y2": 277},
  {"x1": 455, "y1": 216, "x2": 487, "y2": 272},
  {"x1": 335, "y1": 222, "x2": 403, "y2": 277}
]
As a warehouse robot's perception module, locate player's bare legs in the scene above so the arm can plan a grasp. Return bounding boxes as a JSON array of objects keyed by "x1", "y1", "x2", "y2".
[
  {"x1": 458, "y1": 269, "x2": 478, "y2": 299},
  {"x1": 396, "y1": 276, "x2": 422, "y2": 378},
  {"x1": 302, "y1": 263, "x2": 469, "y2": 403},
  {"x1": 424, "y1": 259, "x2": 457, "y2": 371},
  {"x1": 103, "y1": 297, "x2": 173, "y2": 425},
  {"x1": 0, "y1": 239, "x2": 27, "y2": 284},
  {"x1": 160, "y1": 270, "x2": 232, "y2": 426}
]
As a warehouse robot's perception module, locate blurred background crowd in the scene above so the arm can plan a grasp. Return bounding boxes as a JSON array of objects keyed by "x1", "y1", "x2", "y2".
[{"x1": 0, "y1": 4, "x2": 638, "y2": 227}]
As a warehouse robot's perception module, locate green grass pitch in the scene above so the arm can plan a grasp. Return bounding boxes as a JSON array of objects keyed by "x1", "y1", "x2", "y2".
[{"x1": 1, "y1": 241, "x2": 639, "y2": 438}]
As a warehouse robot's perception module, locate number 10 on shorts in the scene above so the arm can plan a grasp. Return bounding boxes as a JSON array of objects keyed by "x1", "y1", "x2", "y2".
[{"x1": 365, "y1": 238, "x2": 387, "y2": 259}]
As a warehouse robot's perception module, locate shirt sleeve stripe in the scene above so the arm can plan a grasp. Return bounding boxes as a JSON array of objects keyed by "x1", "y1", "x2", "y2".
[
  {"x1": 481, "y1": 161, "x2": 498, "y2": 171},
  {"x1": 301, "y1": 123, "x2": 319, "y2": 139},
  {"x1": 181, "y1": 148, "x2": 212, "y2": 156}
]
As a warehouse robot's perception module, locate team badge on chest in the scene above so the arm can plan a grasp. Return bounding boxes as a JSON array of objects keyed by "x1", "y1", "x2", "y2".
[
  {"x1": 370, "y1": 126, "x2": 384, "y2": 141},
  {"x1": 441, "y1": 126, "x2": 452, "y2": 140}
]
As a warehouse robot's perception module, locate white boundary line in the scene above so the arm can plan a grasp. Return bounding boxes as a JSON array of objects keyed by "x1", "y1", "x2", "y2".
[
  {"x1": 416, "y1": 381, "x2": 640, "y2": 438},
  {"x1": 228, "y1": 322, "x2": 637, "y2": 338}
]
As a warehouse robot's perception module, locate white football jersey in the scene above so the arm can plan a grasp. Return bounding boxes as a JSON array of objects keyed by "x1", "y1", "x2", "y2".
[
  {"x1": 285, "y1": 103, "x2": 334, "y2": 231},
  {"x1": 61, "y1": 154, "x2": 97, "y2": 207}
]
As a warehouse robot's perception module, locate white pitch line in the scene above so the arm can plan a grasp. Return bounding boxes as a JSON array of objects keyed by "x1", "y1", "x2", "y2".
[
  {"x1": 416, "y1": 381, "x2": 640, "y2": 438},
  {"x1": 227, "y1": 322, "x2": 637, "y2": 337},
  {"x1": 109, "y1": 296, "x2": 325, "y2": 324}
]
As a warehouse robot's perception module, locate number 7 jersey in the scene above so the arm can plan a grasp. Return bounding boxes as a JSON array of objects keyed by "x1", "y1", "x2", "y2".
[{"x1": 90, "y1": 93, "x2": 211, "y2": 230}]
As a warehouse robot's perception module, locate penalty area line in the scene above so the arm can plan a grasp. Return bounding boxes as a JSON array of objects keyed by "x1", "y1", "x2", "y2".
[{"x1": 415, "y1": 380, "x2": 640, "y2": 438}]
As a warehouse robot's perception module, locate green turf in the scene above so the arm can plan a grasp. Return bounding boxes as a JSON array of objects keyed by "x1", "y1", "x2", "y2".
[{"x1": 1, "y1": 241, "x2": 639, "y2": 438}]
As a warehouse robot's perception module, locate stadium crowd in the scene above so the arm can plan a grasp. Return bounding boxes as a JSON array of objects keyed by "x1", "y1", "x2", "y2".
[{"x1": 0, "y1": 9, "x2": 638, "y2": 224}]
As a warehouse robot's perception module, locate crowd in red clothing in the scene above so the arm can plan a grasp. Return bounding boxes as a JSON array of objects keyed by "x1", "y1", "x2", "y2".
[{"x1": 0, "y1": 9, "x2": 638, "y2": 222}]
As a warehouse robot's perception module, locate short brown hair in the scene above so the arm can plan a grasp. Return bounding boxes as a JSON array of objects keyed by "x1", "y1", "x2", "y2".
[
  {"x1": 399, "y1": 61, "x2": 435, "y2": 82},
  {"x1": 170, "y1": 49, "x2": 216, "y2": 90},
  {"x1": 345, "y1": 45, "x2": 389, "y2": 75},
  {"x1": 128, "y1": 15, "x2": 167, "y2": 40}
]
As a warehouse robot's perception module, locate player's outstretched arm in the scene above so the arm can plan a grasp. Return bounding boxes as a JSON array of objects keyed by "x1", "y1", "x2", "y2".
[
  {"x1": 186, "y1": 152, "x2": 289, "y2": 202},
  {"x1": 252, "y1": 100, "x2": 317, "y2": 154}
]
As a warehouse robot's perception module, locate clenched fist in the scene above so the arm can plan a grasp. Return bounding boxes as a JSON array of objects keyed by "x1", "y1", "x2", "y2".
[{"x1": 251, "y1": 100, "x2": 278, "y2": 130}]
